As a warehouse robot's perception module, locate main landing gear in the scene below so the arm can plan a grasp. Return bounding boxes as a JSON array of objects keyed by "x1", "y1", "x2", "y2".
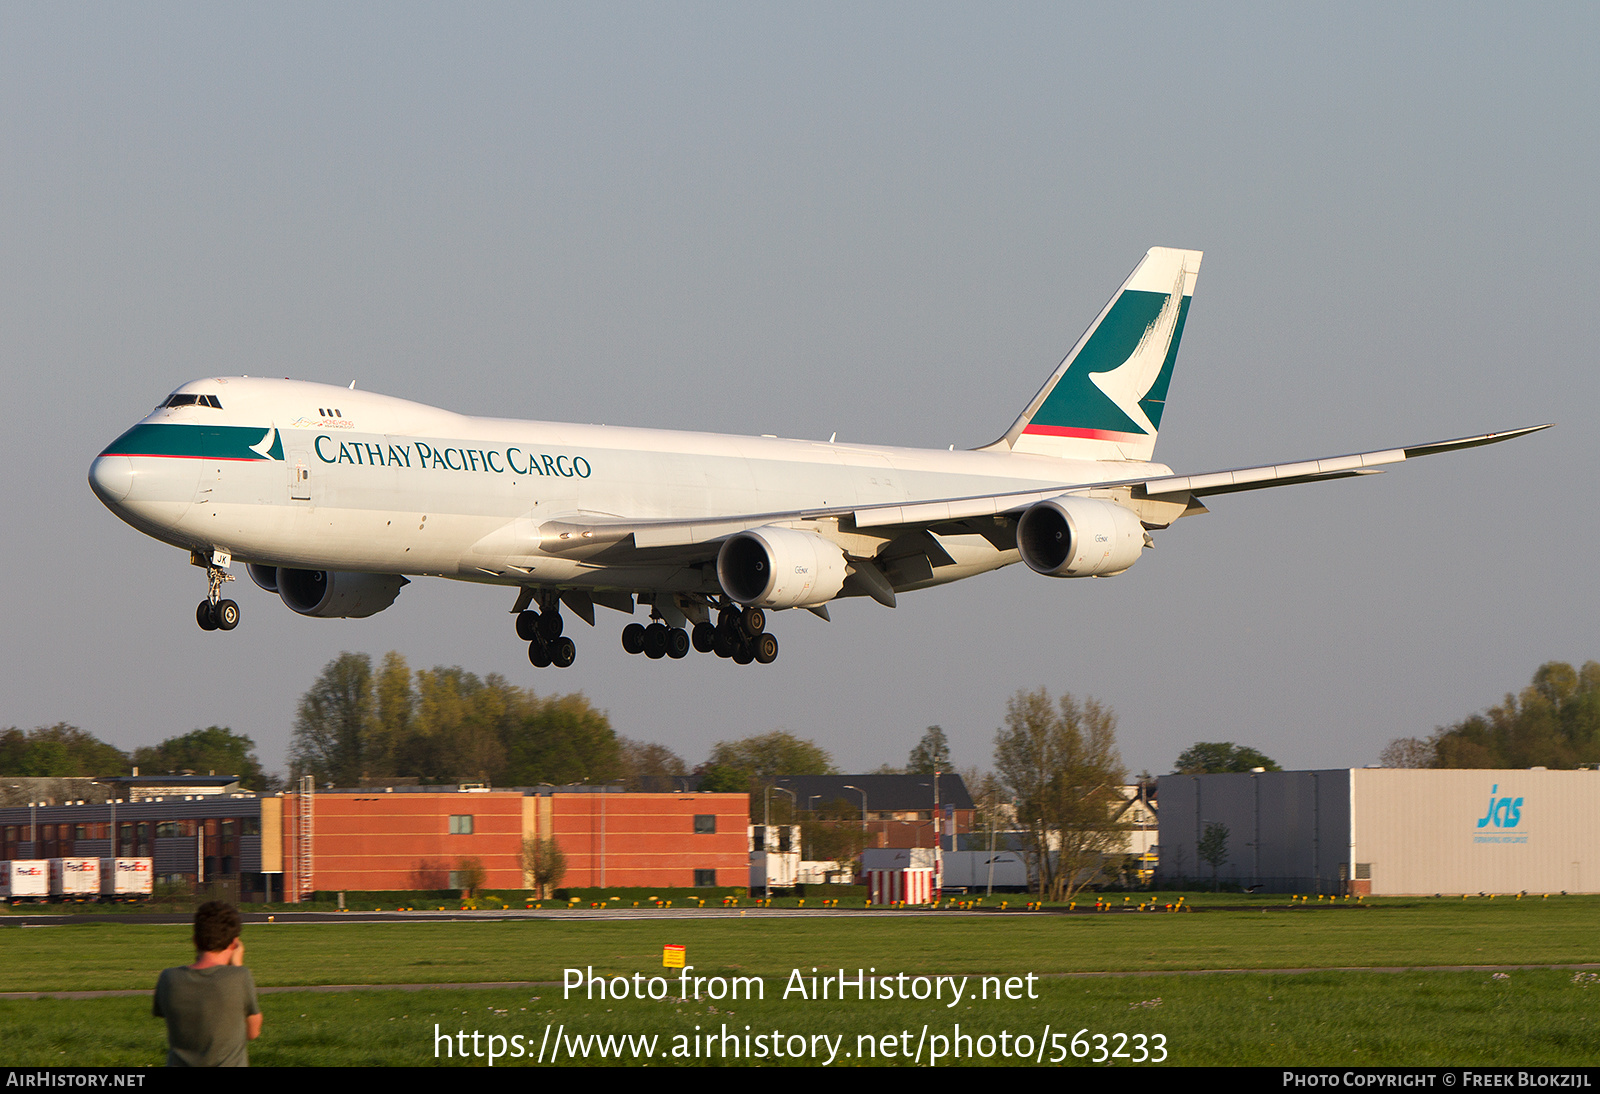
[
  {"x1": 516, "y1": 605, "x2": 576, "y2": 669},
  {"x1": 512, "y1": 592, "x2": 781, "y2": 668},
  {"x1": 621, "y1": 603, "x2": 778, "y2": 665},
  {"x1": 195, "y1": 563, "x2": 239, "y2": 632}
]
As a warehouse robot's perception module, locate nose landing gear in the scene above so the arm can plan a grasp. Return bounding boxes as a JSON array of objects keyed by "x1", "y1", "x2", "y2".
[{"x1": 194, "y1": 559, "x2": 239, "y2": 632}]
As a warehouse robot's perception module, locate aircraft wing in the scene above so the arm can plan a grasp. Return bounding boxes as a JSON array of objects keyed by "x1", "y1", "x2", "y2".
[
  {"x1": 531, "y1": 425, "x2": 1550, "y2": 559},
  {"x1": 1136, "y1": 424, "x2": 1552, "y2": 499}
]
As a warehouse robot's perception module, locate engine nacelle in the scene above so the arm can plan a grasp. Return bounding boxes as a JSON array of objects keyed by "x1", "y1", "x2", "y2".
[
  {"x1": 716, "y1": 527, "x2": 849, "y2": 609},
  {"x1": 246, "y1": 563, "x2": 280, "y2": 593},
  {"x1": 1016, "y1": 496, "x2": 1146, "y2": 578},
  {"x1": 275, "y1": 568, "x2": 408, "y2": 618}
]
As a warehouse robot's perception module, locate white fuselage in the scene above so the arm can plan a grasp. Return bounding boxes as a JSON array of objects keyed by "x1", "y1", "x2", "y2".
[{"x1": 90, "y1": 377, "x2": 1168, "y2": 600}]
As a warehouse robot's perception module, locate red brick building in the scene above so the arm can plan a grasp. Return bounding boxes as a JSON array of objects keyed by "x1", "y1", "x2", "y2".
[{"x1": 274, "y1": 787, "x2": 750, "y2": 898}]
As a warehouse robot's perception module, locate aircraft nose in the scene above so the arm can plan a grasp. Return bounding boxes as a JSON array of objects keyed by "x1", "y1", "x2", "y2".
[{"x1": 88, "y1": 454, "x2": 135, "y2": 504}]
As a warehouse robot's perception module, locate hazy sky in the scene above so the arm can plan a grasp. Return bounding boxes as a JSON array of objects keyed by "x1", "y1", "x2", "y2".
[{"x1": 2, "y1": 4, "x2": 1595, "y2": 781}]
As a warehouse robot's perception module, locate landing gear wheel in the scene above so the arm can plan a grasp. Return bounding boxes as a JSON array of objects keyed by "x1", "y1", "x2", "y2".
[
  {"x1": 516, "y1": 610, "x2": 540, "y2": 641},
  {"x1": 537, "y1": 611, "x2": 564, "y2": 640},
  {"x1": 741, "y1": 606, "x2": 766, "y2": 635},
  {"x1": 528, "y1": 638, "x2": 552, "y2": 668},
  {"x1": 733, "y1": 643, "x2": 755, "y2": 665},
  {"x1": 643, "y1": 622, "x2": 669, "y2": 659},
  {"x1": 215, "y1": 600, "x2": 240, "y2": 631},
  {"x1": 691, "y1": 621, "x2": 717, "y2": 653},
  {"x1": 753, "y1": 633, "x2": 778, "y2": 664},
  {"x1": 667, "y1": 628, "x2": 690, "y2": 659},
  {"x1": 621, "y1": 623, "x2": 647, "y2": 655},
  {"x1": 713, "y1": 629, "x2": 737, "y2": 658},
  {"x1": 549, "y1": 636, "x2": 576, "y2": 668},
  {"x1": 196, "y1": 600, "x2": 219, "y2": 631}
]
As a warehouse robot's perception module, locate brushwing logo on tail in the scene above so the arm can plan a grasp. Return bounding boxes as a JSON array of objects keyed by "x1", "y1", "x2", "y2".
[{"x1": 1026, "y1": 262, "x2": 1191, "y2": 443}]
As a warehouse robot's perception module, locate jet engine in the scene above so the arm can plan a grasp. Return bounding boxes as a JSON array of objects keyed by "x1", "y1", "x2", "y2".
[
  {"x1": 1016, "y1": 496, "x2": 1146, "y2": 578},
  {"x1": 246, "y1": 564, "x2": 280, "y2": 593},
  {"x1": 716, "y1": 527, "x2": 849, "y2": 609},
  {"x1": 272, "y1": 568, "x2": 409, "y2": 618}
]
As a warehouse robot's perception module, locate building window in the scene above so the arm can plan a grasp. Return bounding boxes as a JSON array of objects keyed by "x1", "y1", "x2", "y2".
[
  {"x1": 694, "y1": 815, "x2": 716, "y2": 834},
  {"x1": 449, "y1": 815, "x2": 474, "y2": 835},
  {"x1": 694, "y1": 869, "x2": 717, "y2": 887}
]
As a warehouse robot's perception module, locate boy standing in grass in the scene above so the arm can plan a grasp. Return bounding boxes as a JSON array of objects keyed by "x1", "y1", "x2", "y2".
[{"x1": 153, "y1": 901, "x2": 263, "y2": 1066}]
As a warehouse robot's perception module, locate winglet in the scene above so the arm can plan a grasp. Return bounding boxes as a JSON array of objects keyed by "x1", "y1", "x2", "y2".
[{"x1": 1401, "y1": 423, "x2": 1554, "y2": 459}]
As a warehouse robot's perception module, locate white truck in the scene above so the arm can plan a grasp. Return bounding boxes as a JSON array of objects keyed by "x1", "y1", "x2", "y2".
[
  {"x1": 99, "y1": 858, "x2": 154, "y2": 901},
  {"x1": 50, "y1": 857, "x2": 101, "y2": 901},
  {"x1": 1, "y1": 860, "x2": 50, "y2": 901}
]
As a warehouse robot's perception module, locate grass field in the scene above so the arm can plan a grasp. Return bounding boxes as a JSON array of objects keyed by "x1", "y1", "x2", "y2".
[{"x1": 2, "y1": 897, "x2": 1597, "y2": 1067}]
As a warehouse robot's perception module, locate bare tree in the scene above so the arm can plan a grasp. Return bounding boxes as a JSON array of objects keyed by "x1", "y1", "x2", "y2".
[
  {"x1": 1379, "y1": 735, "x2": 1436, "y2": 768},
  {"x1": 801, "y1": 797, "x2": 873, "y2": 872},
  {"x1": 993, "y1": 688, "x2": 1126, "y2": 902},
  {"x1": 520, "y1": 838, "x2": 567, "y2": 898},
  {"x1": 961, "y1": 766, "x2": 1010, "y2": 840},
  {"x1": 454, "y1": 856, "x2": 486, "y2": 898},
  {"x1": 1198, "y1": 821, "x2": 1230, "y2": 890},
  {"x1": 616, "y1": 737, "x2": 687, "y2": 791}
]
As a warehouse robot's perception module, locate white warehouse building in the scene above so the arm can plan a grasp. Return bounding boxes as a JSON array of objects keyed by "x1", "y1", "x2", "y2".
[{"x1": 1156, "y1": 768, "x2": 1600, "y2": 895}]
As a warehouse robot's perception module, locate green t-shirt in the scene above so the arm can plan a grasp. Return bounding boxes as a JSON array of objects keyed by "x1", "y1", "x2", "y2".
[{"x1": 153, "y1": 964, "x2": 260, "y2": 1067}]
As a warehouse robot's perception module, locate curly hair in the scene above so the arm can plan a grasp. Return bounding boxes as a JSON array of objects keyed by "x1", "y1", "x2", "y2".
[{"x1": 193, "y1": 901, "x2": 242, "y2": 954}]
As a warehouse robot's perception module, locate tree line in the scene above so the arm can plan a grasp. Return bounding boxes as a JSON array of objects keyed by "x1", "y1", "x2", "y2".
[
  {"x1": 0, "y1": 723, "x2": 272, "y2": 791},
  {"x1": 288, "y1": 652, "x2": 621, "y2": 787},
  {"x1": 1382, "y1": 660, "x2": 1600, "y2": 769},
  {"x1": 12, "y1": 649, "x2": 1591, "y2": 908}
]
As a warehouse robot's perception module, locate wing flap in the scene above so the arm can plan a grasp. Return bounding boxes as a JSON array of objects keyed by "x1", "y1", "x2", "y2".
[
  {"x1": 1144, "y1": 448, "x2": 1405, "y2": 497},
  {"x1": 525, "y1": 424, "x2": 1549, "y2": 556}
]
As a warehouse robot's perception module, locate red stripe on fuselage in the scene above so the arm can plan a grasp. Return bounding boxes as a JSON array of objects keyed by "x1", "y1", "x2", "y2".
[
  {"x1": 99, "y1": 452, "x2": 263, "y2": 461},
  {"x1": 1021, "y1": 424, "x2": 1148, "y2": 442}
]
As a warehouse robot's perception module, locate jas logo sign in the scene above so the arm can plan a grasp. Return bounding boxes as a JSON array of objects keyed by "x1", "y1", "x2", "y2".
[{"x1": 1474, "y1": 784, "x2": 1527, "y2": 844}]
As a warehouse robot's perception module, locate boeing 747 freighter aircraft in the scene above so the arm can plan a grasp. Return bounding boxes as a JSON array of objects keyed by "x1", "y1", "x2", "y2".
[{"x1": 88, "y1": 247, "x2": 1547, "y2": 668}]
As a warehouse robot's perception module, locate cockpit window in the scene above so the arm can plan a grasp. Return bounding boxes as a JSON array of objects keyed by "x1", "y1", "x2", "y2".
[{"x1": 156, "y1": 394, "x2": 223, "y2": 409}]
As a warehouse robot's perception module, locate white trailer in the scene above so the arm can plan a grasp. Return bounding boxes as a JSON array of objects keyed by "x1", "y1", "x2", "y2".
[
  {"x1": 939, "y1": 850, "x2": 1029, "y2": 891},
  {"x1": 99, "y1": 858, "x2": 154, "y2": 900},
  {"x1": 50, "y1": 858, "x2": 101, "y2": 901},
  {"x1": 1, "y1": 860, "x2": 50, "y2": 901}
]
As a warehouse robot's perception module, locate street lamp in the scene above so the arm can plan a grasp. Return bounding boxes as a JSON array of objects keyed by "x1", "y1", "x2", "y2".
[
  {"x1": 842, "y1": 784, "x2": 869, "y2": 886},
  {"x1": 763, "y1": 785, "x2": 797, "y2": 900},
  {"x1": 842, "y1": 785, "x2": 867, "y2": 836}
]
